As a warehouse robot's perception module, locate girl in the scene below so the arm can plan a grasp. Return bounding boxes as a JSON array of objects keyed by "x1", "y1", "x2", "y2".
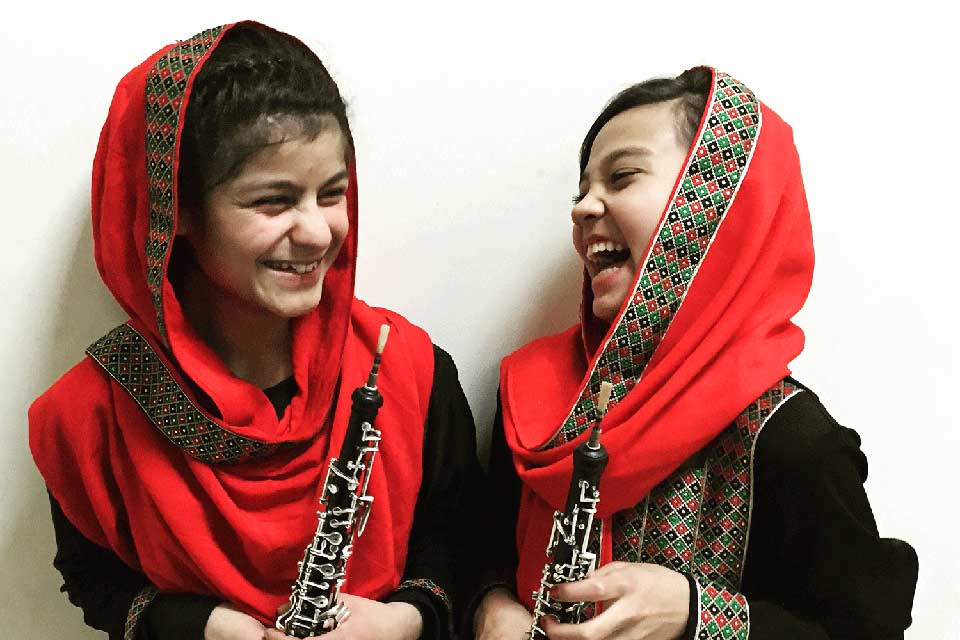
[
  {"x1": 471, "y1": 68, "x2": 918, "y2": 639},
  {"x1": 29, "y1": 22, "x2": 479, "y2": 640}
]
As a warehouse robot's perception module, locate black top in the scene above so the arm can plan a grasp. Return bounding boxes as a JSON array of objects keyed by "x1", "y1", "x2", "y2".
[
  {"x1": 47, "y1": 345, "x2": 482, "y2": 640},
  {"x1": 468, "y1": 381, "x2": 919, "y2": 639}
]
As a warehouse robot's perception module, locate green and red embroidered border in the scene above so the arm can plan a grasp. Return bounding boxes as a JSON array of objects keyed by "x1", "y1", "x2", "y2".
[
  {"x1": 144, "y1": 27, "x2": 224, "y2": 339},
  {"x1": 695, "y1": 581, "x2": 749, "y2": 640},
  {"x1": 609, "y1": 381, "x2": 799, "y2": 638},
  {"x1": 551, "y1": 72, "x2": 762, "y2": 447},
  {"x1": 87, "y1": 324, "x2": 281, "y2": 465},
  {"x1": 123, "y1": 586, "x2": 159, "y2": 640}
]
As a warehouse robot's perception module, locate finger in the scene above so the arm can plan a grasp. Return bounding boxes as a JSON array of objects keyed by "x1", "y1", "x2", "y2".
[
  {"x1": 585, "y1": 561, "x2": 631, "y2": 577},
  {"x1": 552, "y1": 573, "x2": 624, "y2": 604},
  {"x1": 314, "y1": 628, "x2": 346, "y2": 640},
  {"x1": 541, "y1": 610, "x2": 626, "y2": 640},
  {"x1": 310, "y1": 617, "x2": 352, "y2": 640}
]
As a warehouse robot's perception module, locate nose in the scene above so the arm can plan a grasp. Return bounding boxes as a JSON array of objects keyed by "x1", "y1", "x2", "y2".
[
  {"x1": 571, "y1": 189, "x2": 605, "y2": 226},
  {"x1": 289, "y1": 200, "x2": 335, "y2": 250}
]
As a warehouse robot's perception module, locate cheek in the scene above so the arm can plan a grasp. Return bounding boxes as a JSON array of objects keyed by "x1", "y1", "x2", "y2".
[
  {"x1": 572, "y1": 224, "x2": 585, "y2": 256},
  {"x1": 618, "y1": 187, "x2": 673, "y2": 253},
  {"x1": 227, "y1": 222, "x2": 273, "y2": 258},
  {"x1": 327, "y1": 205, "x2": 351, "y2": 256}
]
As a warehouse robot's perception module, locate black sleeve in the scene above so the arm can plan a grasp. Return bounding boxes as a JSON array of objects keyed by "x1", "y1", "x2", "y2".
[
  {"x1": 460, "y1": 393, "x2": 523, "y2": 637},
  {"x1": 465, "y1": 389, "x2": 918, "y2": 640},
  {"x1": 385, "y1": 345, "x2": 484, "y2": 640},
  {"x1": 721, "y1": 388, "x2": 919, "y2": 639},
  {"x1": 47, "y1": 494, "x2": 219, "y2": 640}
]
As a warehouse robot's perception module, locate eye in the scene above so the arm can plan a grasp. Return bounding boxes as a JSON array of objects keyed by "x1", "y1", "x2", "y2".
[
  {"x1": 251, "y1": 195, "x2": 293, "y2": 209},
  {"x1": 318, "y1": 184, "x2": 348, "y2": 207},
  {"x1": 572, "y1": 192, "x2": 586, "y2": 205},
  {"x1": 611, "y1": 169, "x2": 641, "y2": 185}
]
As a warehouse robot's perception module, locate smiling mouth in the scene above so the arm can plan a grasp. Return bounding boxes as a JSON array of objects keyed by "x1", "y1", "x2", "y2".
[
  {"x1": 263, "y1": 260, "x2": 321, "y2": 275},
  {"x1": 586, "y1": 241, "x2": 632, "y2": 277}
]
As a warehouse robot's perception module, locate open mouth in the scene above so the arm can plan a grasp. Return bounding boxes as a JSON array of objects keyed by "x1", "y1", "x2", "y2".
[
  {"x1": 586, "y1": 241, "x2": 631, "y2": 276},
  {"x1": 262, "y1": 260, "x2": 320, "y2": 275}
]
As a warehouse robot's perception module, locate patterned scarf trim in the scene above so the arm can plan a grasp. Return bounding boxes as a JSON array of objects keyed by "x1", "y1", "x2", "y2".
[
  {"x1": 610, "y1": 380, "x2": 801, "y2": 639},
  {"x1": 87, "y1": 323, "x2": 283, "y2": 465},
  {"x1": 144, "y1": 27, "x2": 226, "y2": 341},
  {"x1": 549, "y1": 70, "x2": 762, "y2": 447}
]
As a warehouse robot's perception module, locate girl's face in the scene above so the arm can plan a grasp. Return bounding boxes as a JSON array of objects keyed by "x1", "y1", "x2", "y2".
[
  {"x1": 572, "y1": 100, "x2": 689, "y2": 322},
  {"x1": 179, "y1": 120, "x2": 350, "y2": 321}
]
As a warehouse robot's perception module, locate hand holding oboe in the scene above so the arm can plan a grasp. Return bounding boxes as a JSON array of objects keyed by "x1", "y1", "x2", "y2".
[
  {"x1": 529, "y1": 381, "x2": 614, "y2": 639},
  {"x1": 266, "y1": 595, "x2": 422, "y2": 640},
  {"x1": 276, "y1": 325, "x2": 390, "y2": 638},
  {"x1": 539, "y1": 562, "x2": 690, "y2": 640}
]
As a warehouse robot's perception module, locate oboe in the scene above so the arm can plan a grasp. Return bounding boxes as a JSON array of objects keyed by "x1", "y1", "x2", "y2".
[
  {"x1": 276, "y1": 324, "x2": 390, "y2": 638},
  {"x1": 529, "y1": 381, "x2": 613, "y2": 640}
]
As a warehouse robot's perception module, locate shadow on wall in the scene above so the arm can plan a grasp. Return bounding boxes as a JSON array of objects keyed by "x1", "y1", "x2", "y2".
[
  {"x1": 472, "y1": 251, "x2": 583, "y2": 468},
  {"x1": 7, "y1": 194, "x2": 123, "y2": 639},
  {"x1": 517, "y1": 254, "x2": 584, "y2": 350}
]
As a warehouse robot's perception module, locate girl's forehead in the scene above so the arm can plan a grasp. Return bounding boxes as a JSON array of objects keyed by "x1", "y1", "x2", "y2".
[
  {"x1": 592, "y1": 101, "x2": 683, "y2": 155},
  {"x1": 220, "y1": 117, "x2": 347, "y2": 180},
  {"x1": 583, "y1": 101, "x2": 685, "y2": 178},
  {"x1": 224, "y1": 128, "x2": 348, "y2": 189}
]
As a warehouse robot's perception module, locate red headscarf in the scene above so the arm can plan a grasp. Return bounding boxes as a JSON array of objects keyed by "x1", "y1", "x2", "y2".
[
  {"x1": 29, "y1": 22, "x2": 434, "y2": 623},
  {"x1": 500, "y1": 69, "x2": 815, "y2": 608}
]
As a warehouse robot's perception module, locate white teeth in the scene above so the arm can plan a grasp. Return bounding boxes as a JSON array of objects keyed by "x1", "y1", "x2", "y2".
[
  {"x1": 595, "y1": 264, "x2": 622, "y2": 275},
  {"x1": 266, "y1": 260, "x2": 320, "y2": 274},
  {"x1": 293, "y1": 262, "x2": 319, "y2": 274},
  {"x1": 586, "y1": 241, "x2": 627, "y2": 258}
]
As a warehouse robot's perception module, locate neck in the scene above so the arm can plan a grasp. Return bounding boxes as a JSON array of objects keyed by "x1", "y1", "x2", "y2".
[{"x1": 180, "y1": 270, "x2": 293, "y2": 389}]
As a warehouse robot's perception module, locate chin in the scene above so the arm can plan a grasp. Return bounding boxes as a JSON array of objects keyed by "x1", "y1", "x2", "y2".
[
  {"x1": 592, "y1": 300, "x2": 618, "y2": 323},
  {"x1": 264, "y1": 294, "x2": 323, "y2": 319},
  {"x1": 279, "y1": 301, "x2": 322, "y2": 319}
]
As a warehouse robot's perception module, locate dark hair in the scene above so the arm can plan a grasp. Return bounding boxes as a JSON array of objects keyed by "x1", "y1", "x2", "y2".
[
  {"x1": 579, "y1": 67, "x2": 712, "y2": 173},
  {"x1": 178, "y1": 24, "x2": 353, "y2": 211}
]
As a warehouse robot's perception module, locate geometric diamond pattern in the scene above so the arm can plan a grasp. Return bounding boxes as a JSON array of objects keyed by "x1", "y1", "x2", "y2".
[
  {"x1": 627, "y1": 469, "x2": 704, "y2": 570},
  {"x1": 696, "y1": 582, "x2": 748, "y2": 640},
  {"x1": 694, "y1": 381, "x2": 797, "y2": 590},
  {"x1": 550, "y1": 72, "x2": 762, "y2": 448},
  {"x1": 144, "y1": 27, "x2": 224, "y2": 339},
  {"x1": 123, "y1": 585, "x2": 159, "y2": 640},
  {"x1": 609, "y1": 380, "x2": 800, "y2": 638},
  {"x1": 87, "y1": 323, "x2": 282, "y2": 465},
  {"x1": 611, "y1": 496, "x2": 649, "y2": 564}
]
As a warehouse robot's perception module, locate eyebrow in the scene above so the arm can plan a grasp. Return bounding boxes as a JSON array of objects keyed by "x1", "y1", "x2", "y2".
[
  {"x1": 239, "y1": 169, "x2": 350, "y2": 192},
  {"x1": 580, "y1": 146, "x2": 653, "y2": 183},
  {"x1": 603, "y1": 146, "x2": 653, "y2": 164}
]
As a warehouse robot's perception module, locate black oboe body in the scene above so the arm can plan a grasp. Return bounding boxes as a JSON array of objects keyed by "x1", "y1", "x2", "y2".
[
  {"x1": 276, "y1": 326, "x2": 389, "y2": 638},
  {"x1": 529, "y1": 382, "x2": 612, "y2": 639}
]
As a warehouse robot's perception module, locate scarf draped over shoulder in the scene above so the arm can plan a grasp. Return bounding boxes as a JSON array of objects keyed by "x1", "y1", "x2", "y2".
[
  {"x1": 500, "y1": 69, "x2": 815, "y2": 608},
  {"x1": 29, "y1": 23, "x2": 434, "y2": 623}
]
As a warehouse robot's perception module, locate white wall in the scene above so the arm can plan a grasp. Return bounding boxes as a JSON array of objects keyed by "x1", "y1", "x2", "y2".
[{"x1": 2, "y1": 1, "x2": 956, "y2": 636}]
